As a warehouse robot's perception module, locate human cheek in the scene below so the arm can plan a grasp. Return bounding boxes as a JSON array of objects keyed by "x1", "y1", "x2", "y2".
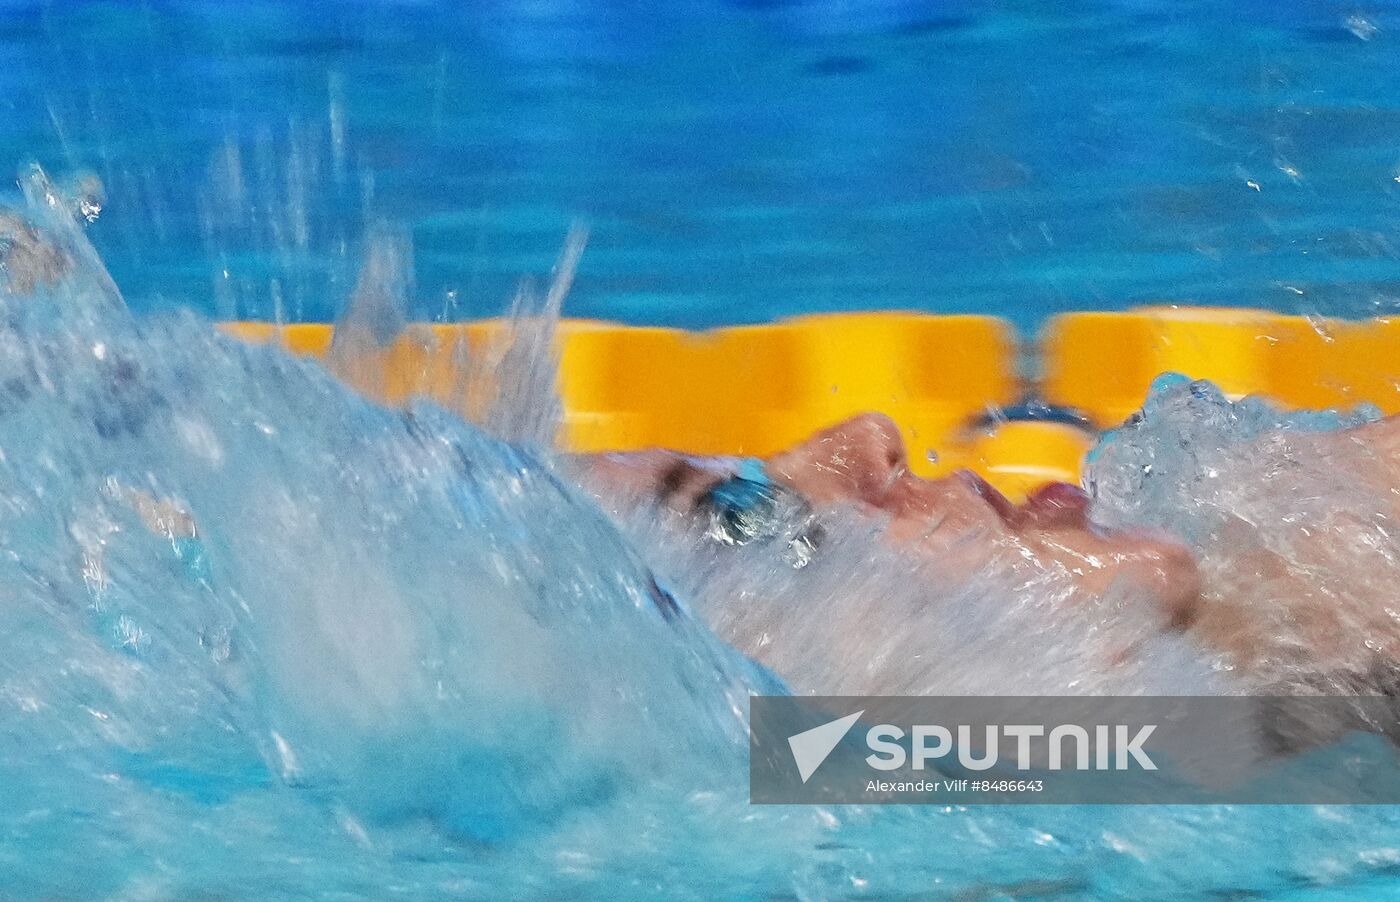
[{"x1": 1032, "y1": 528, "x2": 1201, "y2": 627}]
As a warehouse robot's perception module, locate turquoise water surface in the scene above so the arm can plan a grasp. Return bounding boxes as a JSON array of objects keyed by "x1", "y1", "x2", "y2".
[
  {"x1": 5, "y1": 2, "x2": 1400, "y2": 899},
  {"x1": 3, "y1": 0, "x2": 1400, "y2": 329}
]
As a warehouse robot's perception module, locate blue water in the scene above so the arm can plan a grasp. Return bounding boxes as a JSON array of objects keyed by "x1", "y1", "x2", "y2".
[
  {"x1": 4, "y1": 0, "x2": 1400, "y2": 331},
  {"x1": 7, "y1": 2, "x2": 1400, "y2": 898},
  {"x1": 2, "y1": 165, "x2": 1400, "y2": 899}
]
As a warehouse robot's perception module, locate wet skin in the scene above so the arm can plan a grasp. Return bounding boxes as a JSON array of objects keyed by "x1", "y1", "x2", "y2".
[
  {"x1": 576, "y1": 413, "x2": 1201, "y2": 632},
  {"x1": 1165, "y1": 416, "x2": 1400, "y2": 679},
  {"x1": 579, "y1": 413, "x2": 1400, "y2": 684}
]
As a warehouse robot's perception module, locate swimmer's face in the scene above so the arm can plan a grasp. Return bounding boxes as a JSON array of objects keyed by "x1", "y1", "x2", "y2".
[
  {"x1": 768, "y1": 414, "x2": 1200, "y2": 624},
  {"x1": 578, "y1": 414, "x2": 1200, "y2": 627}
]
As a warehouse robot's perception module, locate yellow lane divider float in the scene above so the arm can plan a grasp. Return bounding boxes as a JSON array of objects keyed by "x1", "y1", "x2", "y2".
[
  {"x1": 1042, "y1": 306, "x2": 1400, "y2": 426},
  {"x1": 220, "y1": 307, "x2": 1400, "y2": 501}
]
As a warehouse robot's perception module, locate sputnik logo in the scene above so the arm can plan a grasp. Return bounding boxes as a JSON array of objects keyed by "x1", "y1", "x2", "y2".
[{"x1": 788, "y1": 710, "x2": 864, "y2": 783}]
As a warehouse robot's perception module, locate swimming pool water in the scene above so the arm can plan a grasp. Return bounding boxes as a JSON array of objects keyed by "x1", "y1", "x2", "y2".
[
  {"x1": 3, "y1": 179, "x2": 1400, "y2": 896},
  {"x1": 3, "y1": 0, "x2": 1400, "y2": 331},
  {"x1": 7, "y1": 3, "x2": 1400, "y2": 899}
]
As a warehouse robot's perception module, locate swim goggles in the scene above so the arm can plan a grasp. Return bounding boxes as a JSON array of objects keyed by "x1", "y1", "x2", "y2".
[{"x1": 696, "y1": 458, "x2": 823, "y2": 564}]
